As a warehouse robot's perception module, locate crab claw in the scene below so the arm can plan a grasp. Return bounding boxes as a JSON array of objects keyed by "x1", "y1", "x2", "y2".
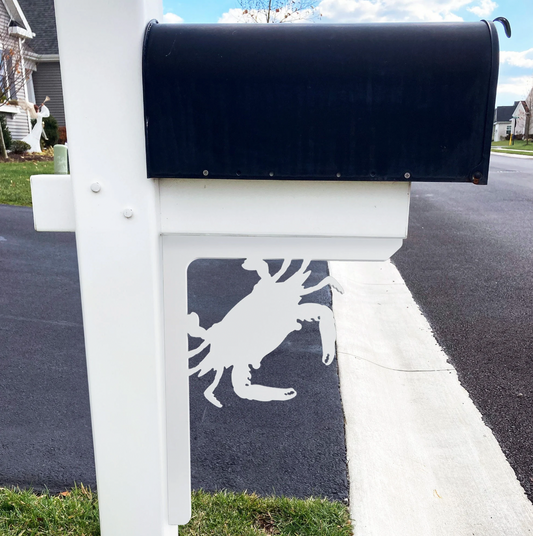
[
  {"x1": 330, "y1": 277, "x2": 344, "y2": 294},
  {"x1": 231, "y1": 365, "x2": 297, "y2": 402},
  {"x1": 323, "y1": 351, "x2": 335, "y2": 366},
  {"x1": 205, "y1": 391, "x2": 223, "y2": 408},
  {"x1": 186, "y1": 312, "x2": 208, "y2": 338}
]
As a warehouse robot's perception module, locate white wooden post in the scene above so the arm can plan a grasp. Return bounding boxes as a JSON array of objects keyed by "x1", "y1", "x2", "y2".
[{"x1": 52, "y1": 0, "x2": 180, "y2": 534}]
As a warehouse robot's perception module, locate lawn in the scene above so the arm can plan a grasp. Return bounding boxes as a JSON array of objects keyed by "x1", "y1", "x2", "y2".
[
  {"x1": 0, "y1": 160, "x2": 54, "y2": 206},
  {"x1": 491, "y1": 139, "x2": 533, "y2": 156},
  {"x1": 0, "y1": 487, "x2": 352, "y2": 536}
]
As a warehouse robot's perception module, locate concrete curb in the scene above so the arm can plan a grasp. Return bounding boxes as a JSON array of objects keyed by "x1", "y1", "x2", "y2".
[
  {"x1": 491, "y1": 151, "x2": 533, "y2": 159},
  {"x1": 330, "y1": 260, "x2": 533, "y2": 535}
]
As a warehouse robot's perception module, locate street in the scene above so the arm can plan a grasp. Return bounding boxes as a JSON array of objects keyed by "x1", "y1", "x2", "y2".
[{"x1": 393, "y1": 154, "x2": 533, "y2": 501}]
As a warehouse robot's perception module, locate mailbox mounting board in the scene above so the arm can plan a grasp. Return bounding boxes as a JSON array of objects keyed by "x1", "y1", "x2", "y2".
[{"x1": 143, "y1": 22, "x2": 499, "y2": 184}]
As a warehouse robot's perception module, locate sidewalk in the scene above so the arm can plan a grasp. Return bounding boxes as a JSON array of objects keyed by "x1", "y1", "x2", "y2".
[
  {"x1": 491, "y1": 149, "x2": 533, "y2": 159},
  {"x1": 491, "y1": 147, "x2": 533, "y2": 152},
  {"x1": 330, "y1": 260, "x2": 533, "y2": 535}
]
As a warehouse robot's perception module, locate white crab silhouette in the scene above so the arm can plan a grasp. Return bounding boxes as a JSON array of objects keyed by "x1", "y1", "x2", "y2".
[{"x1": 187, "y1": 259, "x2": 344, "y2": 408}]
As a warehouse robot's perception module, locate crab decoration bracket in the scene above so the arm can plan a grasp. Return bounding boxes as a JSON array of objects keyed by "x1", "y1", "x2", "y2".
[
  {"x1": 186, "y1": 257, "x2": 343, "y2": 409},
  {"x1": 161, "y1": 224, "x2": 410, "y2": 525}
]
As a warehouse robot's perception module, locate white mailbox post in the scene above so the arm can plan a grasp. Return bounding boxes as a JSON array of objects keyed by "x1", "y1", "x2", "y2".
[
  {"x1": 30, "y1": 1, "x2": 498, "y2": 533},
  {"x1": 34, "y1": 1, "x2": 173, "y2": 534}
]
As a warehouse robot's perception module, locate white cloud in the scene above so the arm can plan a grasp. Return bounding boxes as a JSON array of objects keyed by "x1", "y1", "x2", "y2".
[
  {"x1": 500, "y1": 49, "x2": 533, "y2": 70},
  {"x1": 218, "y1": 8, "x2": 249, "y2": 23},
  {"x1": 497, "y1": 75, "x2": 533, "y2": 99},
  {"x1": 218, "y1": 0, "x2": 504, "y2": 24},
  {"x1": 219, "y1": 6, "x2": 317, "y2": 24},
  {"x1": 317, "y1": 0, "x2": 470, "y2": 23},
  {"x1": 467, "y1": 0, "x2": 497, "y2": 17},
  {"x1": 163, "y1": 12, "x2": 184, "y2": 23}
]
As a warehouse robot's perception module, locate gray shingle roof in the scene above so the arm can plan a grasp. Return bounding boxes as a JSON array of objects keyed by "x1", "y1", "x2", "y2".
[
  {"x1": 17, "y1": 0, "x2": 58, "y2": 55},
  {"x1": 494, "y1": 102, "x2": 519, "y2": 123}
]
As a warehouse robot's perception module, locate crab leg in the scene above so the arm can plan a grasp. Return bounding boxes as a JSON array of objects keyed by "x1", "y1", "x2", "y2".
[
  {"x1": 296, "y1": 258, "x2": 311, "y2": 274},
  {"x1": 231, "y1": 364, "x2": 297, "y2": 402},
  {"x1": 204, "y1": 368, "x2": 224, "y2": 408},
  {"x1": 298, "y1": 303, "x2": 337, "y2": 365},
  {"x1": 301, "y1": 275, "x2": 344, "y2": 296},
  {"x1": 187, "y1": 339, "x2": 210, "y2": 359},
  {"x1": 272, "y1": 258, "x2": 292, "y2": 282}
]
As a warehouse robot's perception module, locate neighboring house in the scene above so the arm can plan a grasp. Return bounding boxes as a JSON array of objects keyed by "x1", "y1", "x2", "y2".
[
  {"x1": 492, "y1": 102, "x2": 518, "y2": 141},
  {"x1": 511, "y1": 88, "x2": 533, "y2": 140},
  {"x1": 0, "y1": 0, "x2": 35, "y2": 140},
  {"x1": 17, "y1": 0, "x2": 65, "y2": 127}
]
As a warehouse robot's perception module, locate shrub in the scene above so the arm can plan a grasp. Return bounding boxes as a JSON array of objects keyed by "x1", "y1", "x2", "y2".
[
  {"x1": 0, "y1": 113, "x2": 13, "y2": 150},
  {"x1": 58, "y1": 125, "x2": 67, "y2": 145},
  {"x1": 43, "y1": 115, "x2": 59, "y2": 147},
  {"x1": 10, "y1": 140, "x2": 31, "y2": 154}
]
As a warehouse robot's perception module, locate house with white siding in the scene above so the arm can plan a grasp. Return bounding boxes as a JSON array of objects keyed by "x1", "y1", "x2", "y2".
[
  {"x1": 492, "y1": 102, "x2": 518, "y2": 141},
  {"x1": 511, "y1": 87, "x2": 533, "y2": 140},
  {"x1": 0, "y1": 0, "x2": 36, "y2": 141},
  {"x1": 17, "y1": 0, "x2": 65, "y2": 128}
]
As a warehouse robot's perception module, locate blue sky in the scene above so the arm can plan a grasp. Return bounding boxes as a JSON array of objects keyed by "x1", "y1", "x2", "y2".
[{"x1": 162, "y1": 0, "x2": 532, "y2": 107}]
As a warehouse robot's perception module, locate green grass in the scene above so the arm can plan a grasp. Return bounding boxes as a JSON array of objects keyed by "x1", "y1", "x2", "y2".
[
  {"x1": 0, "y1": 486, "x2": 100, "y2": 536},
  {"x1": 0, "y1": 487, "x2": 352, "y2": 536},
  {"x1": 491, "y1": 149, "x2": 533, "y2": 156},
  {"x1": 491, "y1": 139, "x2": 533, "y2": 156},
  {"x1": 185, "y1": 491, "x2": 352, "y2": 536},
  {"x1": 0, "y1": 160, "x2": 54, "y2": 206}
]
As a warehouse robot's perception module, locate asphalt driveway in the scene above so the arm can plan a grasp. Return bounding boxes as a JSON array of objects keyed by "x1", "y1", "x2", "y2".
[{"x1": 0, "y1": 203, "x2": 348, "y2": 501}]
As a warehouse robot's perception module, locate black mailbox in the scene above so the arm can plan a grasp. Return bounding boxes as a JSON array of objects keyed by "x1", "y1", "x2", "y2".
[{"x1": 143, "y1": 21, "x2": 499, "y2": 184}]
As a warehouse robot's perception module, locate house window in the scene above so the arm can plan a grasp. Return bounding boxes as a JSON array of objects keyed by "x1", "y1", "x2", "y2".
[
  {"x1": 5, "y1": 54, "x2": 16, "y2": 100},
  {"x1": 506, "y1": 125, "x2": 512, "y2": 134},
  {"x1": 0, "y1": 41, "x2": 18, "y2": 102},
  {"x1": 0, "y1": 47, "x2": 7, "y2": 101},
  {"x1": 26, "y1": 72, "x2": 35, "y2": 103}
]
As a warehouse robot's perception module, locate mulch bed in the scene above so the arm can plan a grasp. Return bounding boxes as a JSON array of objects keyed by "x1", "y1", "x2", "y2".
[{"x1": 0, "y1": 152, "x2": 53, "y2": 162}]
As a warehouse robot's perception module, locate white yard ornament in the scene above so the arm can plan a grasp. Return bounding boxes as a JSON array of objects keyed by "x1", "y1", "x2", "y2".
[
  {"x1": 19, "y1": 98, "x2": 50, "y2": 153},
  {"x1": 187, "y1": 258, "x2": 343, "y2": 408}
]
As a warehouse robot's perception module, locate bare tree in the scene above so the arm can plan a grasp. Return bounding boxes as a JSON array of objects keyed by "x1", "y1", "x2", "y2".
[
  {"x1": 0, "y1": 25, "x2": 33, "y2": 158},
  {"x1": 237, "y1": 0, "x2": 321, "y2": 23}
]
